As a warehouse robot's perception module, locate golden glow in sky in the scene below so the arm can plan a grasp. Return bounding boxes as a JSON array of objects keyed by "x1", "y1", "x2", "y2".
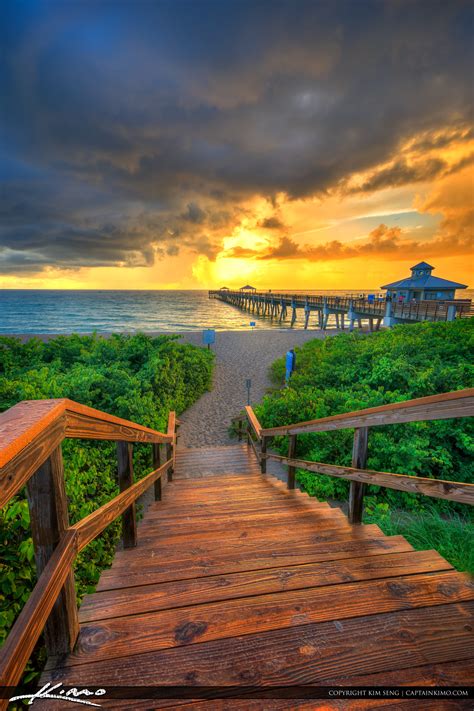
[{"x1": 1, "y1": 2, "x2": 472, "y2": 291}]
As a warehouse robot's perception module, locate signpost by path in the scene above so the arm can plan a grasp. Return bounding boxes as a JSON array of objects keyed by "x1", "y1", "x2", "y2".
[
  {"x1": 245, "y1": 378, "x2": 252, "y2": 405},
  {"x1": 202, "y1": 329, "x2": 216, "y2": 350}
]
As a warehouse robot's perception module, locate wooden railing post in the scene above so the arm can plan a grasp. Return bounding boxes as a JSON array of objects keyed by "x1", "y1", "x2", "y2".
[
  {"x1": 166, "y1": 440, "x2": 173, "y2": 481},
  {"x1": 25, "y1": 446, "x2": 79, "y2": 656},
  {"x1": 287, "y1": 434, "x2": 297, "y2": 489},
  {"x1": 117, "y1": 442, "x2": 137, "y2": 548},
  {"x1": 152, "y1": 443, "x2": 162, "y2": 501},
  {"x1": 348, "y1": 427, "x2": 369, "y2": 524},
  {"x1": 166, "y1": 412, "x2": 176, "y2": 482},
  {"x1": 261, "y1": 435, "x2": 267, "y2": 474}
]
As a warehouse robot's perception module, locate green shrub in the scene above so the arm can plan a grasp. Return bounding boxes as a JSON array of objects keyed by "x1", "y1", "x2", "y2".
[
  {"x1": 0, "y1": 333, "x2": 214, "y2": 680},
  {"x1": 364, "y1": 500, "x2": 474, "y2": 575},
  {"x1": 256, "y1": 319, "x2": 474, "y2": 528}
]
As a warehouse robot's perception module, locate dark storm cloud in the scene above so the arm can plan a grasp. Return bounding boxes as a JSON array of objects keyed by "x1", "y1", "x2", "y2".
[
  {"x1": 259, "y1": 216, "x2": 286, "y2": 230},
  {"x1": 0, "y1": 0, "x2": 472, "y2": 273}
]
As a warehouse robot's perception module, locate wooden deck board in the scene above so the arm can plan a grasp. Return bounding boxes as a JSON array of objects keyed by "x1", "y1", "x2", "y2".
[
  {"x1": 43, "y1": 604, "x2": 474, "y2": 690},
  {"x1": 79, "y1": 550, "x2": 453, "y2": 623},
  {"x1": 41, "y1": 443, "x2": 474, "y2": 708}
]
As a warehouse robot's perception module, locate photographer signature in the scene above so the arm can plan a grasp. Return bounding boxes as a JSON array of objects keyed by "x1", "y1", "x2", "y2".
[{"x1": 10, "y1": 682, "x2": 106, "y2": 706}]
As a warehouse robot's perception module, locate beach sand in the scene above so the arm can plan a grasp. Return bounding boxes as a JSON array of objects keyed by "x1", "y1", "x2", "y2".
[{"x1": 176, "y1": 329, "x2": 337, "y2": 447}]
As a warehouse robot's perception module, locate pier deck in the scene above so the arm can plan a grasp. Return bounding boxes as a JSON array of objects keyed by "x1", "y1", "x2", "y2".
[
  {"x1": 38, "y1": 444, "x2": 474, "y2": 709},
  {"x1": 209, "y1": 289, "x2": 473, "y2": 329}
]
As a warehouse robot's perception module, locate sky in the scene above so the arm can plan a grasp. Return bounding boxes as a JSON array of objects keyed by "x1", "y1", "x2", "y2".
[{"x1": 0, "y1": 0, "x2": 473, "y2": 290}]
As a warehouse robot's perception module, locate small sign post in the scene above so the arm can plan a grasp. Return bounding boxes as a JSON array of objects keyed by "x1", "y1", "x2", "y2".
[
  {"x1": 250, "y1": 321, "x2": 256, "y2": 330},
  {"x1": 245, "y1": 378, "x2": 252, "y2": 405},
  {"x1": 202, "y1": 329, "x2": 216, "y2": 350}
]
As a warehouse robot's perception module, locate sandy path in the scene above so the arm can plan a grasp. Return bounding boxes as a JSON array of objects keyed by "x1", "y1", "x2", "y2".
[{"x1": 176, "y1": 330, "x2": 333, "y2": 447}]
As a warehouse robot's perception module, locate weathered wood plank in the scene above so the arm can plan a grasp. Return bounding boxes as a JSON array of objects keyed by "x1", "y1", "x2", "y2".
[
  {"x1": 0, "y1": 399, "x2": 172, "y2": 507},
  {"x1": 45, "y1": 602, "x2": 474, "y2": 679},
  {"x1": 166, "y1": 411, "x2": 176, "y2": 481},
  {"x1": 67, "y1": 571, "x2": 474, "y2": 666},
  {"x1": 0, "y1": 529, "x2": 77, "y2": 688},
  {"x1": 25, "y1": 446, "x2": 79, "y2": 656},
  {"x1": 139, "y1": 502, "x2": 335, "y2": 520},
  {"x1": 348, "y1": 426, "x2": 368, "y2": 524},
  {"x1": 71, "y1": 459, "x2": 170, "y2": 551},
  {"x1": 97, "y1": 535, "x2": 412, "y2": 590},
  {"x1": 287, "y1": 434, "x2": 297, "y2": 489},
  {"x1": 0, "y1": 399, "x2": 66, "y2": 467},
  {"x1": 0, "y1": 413, "x2": 66, "y2": 508},
  {"x1": 261, "y1": 388, "x2": 474, "y2": 436},
  {"x1": 152, "y1": 443, "x2": 162, "y2": 501},
  {"x1": 105, "y1": 525, "x2": 385, "y2": 566},
  {"x1": 266, "y1": 453, "x2": 474, "y2": 505},
  {"x1": 79, "y1": 549, "x2": 452, "y2": 623},
  {"x1": 65, "y1": 411, "x2": 170, "y2": 443},
  {"x1": 135, "y1": 517, "x2": 352, "y2": 544},
  {"x1": 245, "y1": 405, "x2": 262, "y2": 439},
  {"x1": 138, "y1": 507, "x2": 347, "y2": 533},
  {"x1": 114, "y1": 522, "x2": 365, "y2": 561},
  {"x1": 117, "y1": 442, "x2": 137, "y2": 548},
  {"x1": 247, "y1": 433, "x2": 261, "y2": 462}
]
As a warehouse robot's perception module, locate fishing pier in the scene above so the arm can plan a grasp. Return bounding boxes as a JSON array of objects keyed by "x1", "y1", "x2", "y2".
[{"x1": 209, "y1": 289, "x2": 473, "y2": 330}]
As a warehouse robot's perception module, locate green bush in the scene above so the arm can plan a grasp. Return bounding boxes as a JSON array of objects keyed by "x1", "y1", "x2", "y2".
[
  {"x1": 364, "y1": 499, "x2": 474, "y2": 574},
  {"x1": 0, "y1": 333, "x2": 213, "y2": 680},
  {"x1": 256, "y1": 319, "x2": 474, "y2": 538}
]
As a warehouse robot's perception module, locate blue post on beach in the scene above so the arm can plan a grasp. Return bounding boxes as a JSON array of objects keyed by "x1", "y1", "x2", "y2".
[
  {"x1": 203, "y1": 329, "x2": 216, "y2": 350},
  {"x1": 285, "y1": 349, "x2": 296, "y2": 385}
]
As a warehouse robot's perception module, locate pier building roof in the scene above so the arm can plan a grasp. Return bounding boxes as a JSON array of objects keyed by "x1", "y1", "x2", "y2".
[{"x1": 381, "y1": 262, "x2": 467, "y2": 291}]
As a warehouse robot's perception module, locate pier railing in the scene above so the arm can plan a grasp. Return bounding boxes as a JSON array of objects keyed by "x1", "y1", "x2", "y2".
[
  {"x1": 0, "y1": 399, "x2": 178, "y2": 695},
  {"x1": 236, "y1": 389, "x2": 474, "y2": 522},
  {"x1": 210, "y1": 289, "x2": 473, "y2": 324}
]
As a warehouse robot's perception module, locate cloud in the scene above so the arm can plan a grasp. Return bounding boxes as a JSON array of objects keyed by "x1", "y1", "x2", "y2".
[
  {"x1": 225, "y1": 223, "x2": 473, "y2": 263},
  {"x1": 180, "y1": 202, "x2": 207, "y2": 224},
  {"x1": 0, "y1": 0, "x2": 472, "y2": 274},
  {"x1": 258, "y1": 216, "x2": 286, "y2": 230}
]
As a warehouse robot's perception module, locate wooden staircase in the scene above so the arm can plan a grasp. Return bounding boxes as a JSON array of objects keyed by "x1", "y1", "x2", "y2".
[
  {"x1": 1, "y1": 392, "x2": 473, "y2": 710},
  {"x1": 37, "y1": 444, "x2": 474, "y2": 709}
]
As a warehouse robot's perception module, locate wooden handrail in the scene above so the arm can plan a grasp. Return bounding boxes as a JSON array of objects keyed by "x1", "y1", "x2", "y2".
[
  {"x1": 260, "y1": 388, "x2": 474, "y2": 436},
  {"x1": 0, "y1": 398, "x2": 178, "y2": 695},
  {"x1": 0, "y1": 398, "x2": 171, "y2": 508},
  {"x1": 0, "y1": 530, "x2": 78, "y2": 688},
  {"x1": 245, "y1": 405, "x2": 262, "y2": 438},
  {"x1": 71, "y1": 458, "x2": 171, "y2": 550},
  {"x1": 264, "y1": 453, "x2": 474, "y2": 506},
  {"x1": 241, "y1": 389, "x2": 474, "y2": 515}
]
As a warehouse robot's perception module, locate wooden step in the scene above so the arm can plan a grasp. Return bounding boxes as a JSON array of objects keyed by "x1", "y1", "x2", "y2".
[
  {"x1": 63, "y1": 571, "x2": 474, "y2": 668},
  {"x1": 40, "y1": 443, "x2": 473, "y2": 705},
  {"x1": 97, "y1": 536, "x2": 414, "y2": 590},
  {"x1": 79, "y1": 549, "x2": 452, "y2": 623}
]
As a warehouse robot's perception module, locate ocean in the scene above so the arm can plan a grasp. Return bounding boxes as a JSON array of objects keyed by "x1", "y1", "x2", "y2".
[{"x1": 0, "y1": 289, "x2": 472, "y2": 335}]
